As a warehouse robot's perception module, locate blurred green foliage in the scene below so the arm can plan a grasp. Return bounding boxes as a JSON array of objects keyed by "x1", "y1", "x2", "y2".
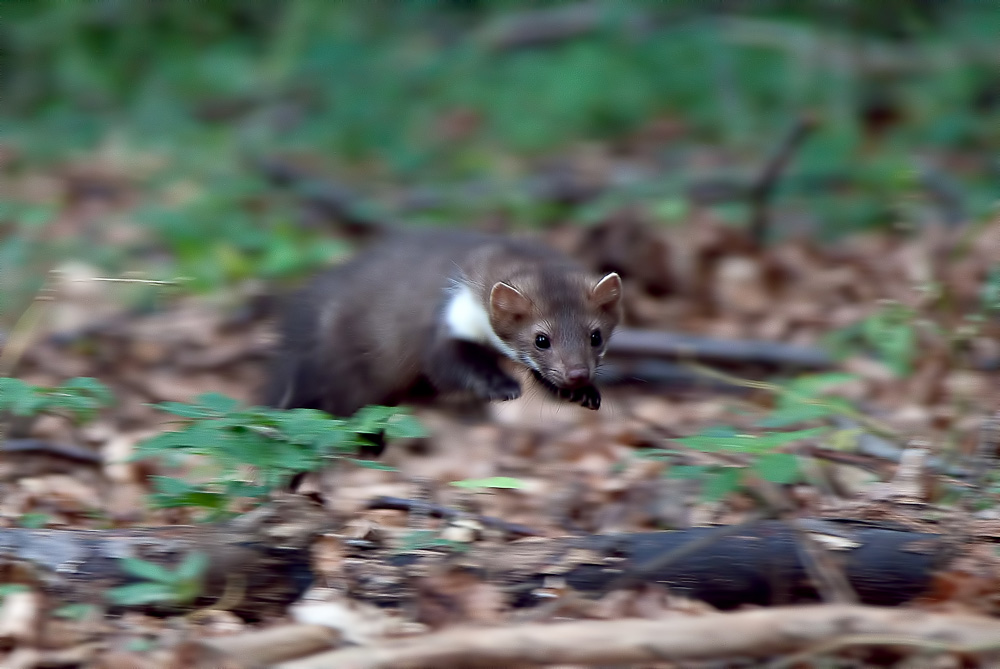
[
  {"x1": 0, "y1": 376, "x2": 113, "y2": 424},
  {"x1": 135, "y1": 392, "x2": 424, "y2": 520},
  {"x1": 2, "y1": 1, "x2": 999, "y2": 316}
]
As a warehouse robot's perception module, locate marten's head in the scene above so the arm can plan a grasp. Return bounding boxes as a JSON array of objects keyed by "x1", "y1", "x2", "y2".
[{"x1": 486, "y1": 270, "x2": 622, "y2": 389}]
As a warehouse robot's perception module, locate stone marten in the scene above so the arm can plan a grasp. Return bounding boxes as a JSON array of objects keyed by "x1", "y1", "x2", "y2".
[{"x1": 264, "y1": 228, "x2": 622, "y2": 418}]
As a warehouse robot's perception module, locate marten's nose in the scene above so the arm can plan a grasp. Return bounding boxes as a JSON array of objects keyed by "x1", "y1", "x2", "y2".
[{"x1": 564, "y1": 367, "x2": 590, "y2": 386}]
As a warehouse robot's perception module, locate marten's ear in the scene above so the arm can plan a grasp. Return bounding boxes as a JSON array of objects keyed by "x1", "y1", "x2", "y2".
[
  {"x1": 490, "y1": 282, "x2": 532, "y2": 328},
  {"x1": 591, "y1": 273, "x2": 622, "y2": 311}
]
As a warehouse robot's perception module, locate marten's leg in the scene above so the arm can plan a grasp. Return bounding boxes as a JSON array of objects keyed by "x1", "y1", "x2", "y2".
[{"x1": 425, "y1": 339, "x2": 522, "y2": 402}]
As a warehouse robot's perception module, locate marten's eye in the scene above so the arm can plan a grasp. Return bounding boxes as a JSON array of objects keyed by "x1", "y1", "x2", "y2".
[
  {"x1": 590, "y1": 330, "x2": 603, "y2": 347},
  {"x1": 534, "y1": 334, "x2": 551, "y2": 349}
]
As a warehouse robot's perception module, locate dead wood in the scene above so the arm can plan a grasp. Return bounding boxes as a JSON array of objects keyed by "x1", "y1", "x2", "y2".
[
  {"x1": 0, "y1": 439, "x2": 102, "y2": 465},
  {"x1": 177, "y1": 624, "x2": 341, "y2": 668},
  {"x1": 0, "y1": 439, "x2": 103, "y2": 481},
  {"x1": 0, "y1": 497, "x2": 328, "y2": 620},
  {"x1": 747, "y1": 114, "x2": 818, "y2": 246},
  {"x1": 596, "y1": 359, "x2": 753, "y2": 393},
  {"x1": 366, "y1": 496, "x2": 544, "y2": 538},
  {"x1": 604, "y1": 327, "x2": 833, "y2": 371},
  {"x1": 275, "y1": 604, "x2": 1000, "y2": 669},
  {"x1": 0, "y1": 508, "x2": 944, "y2": 621},
  {"x1": 345, "y1": 520, "x2": 946, "y2": 612}
]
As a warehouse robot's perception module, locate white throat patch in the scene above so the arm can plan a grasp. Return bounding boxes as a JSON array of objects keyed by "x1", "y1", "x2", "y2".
[{"x1": 444, "y1": 282, "x2": 521, "y2": 362}]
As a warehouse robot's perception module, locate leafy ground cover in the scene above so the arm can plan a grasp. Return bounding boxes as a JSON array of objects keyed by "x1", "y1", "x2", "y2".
[{"x1": 1, "y1": 2, "x2": 1000, "y2": 666}]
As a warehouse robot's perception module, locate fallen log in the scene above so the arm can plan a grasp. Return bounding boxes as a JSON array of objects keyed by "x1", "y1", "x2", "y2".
[
  {"x1": 345, "y1": 519, "x2": 947, "y2": 612},
  {"x1": 177, "y1": 624, "x2": 341, "y2": 667},
  {"x1": 0, "y1": 497, "x2": 326, "y2": 620},
  {"x1": 604, "y1": 327, "x2": 833, "y2": 371},
  {"x1": 274, "y1": 604, "x2": 1000, "y2": 669},
  {"x1": 0, "y1": 510, "x2": 946, "y2": 620}
]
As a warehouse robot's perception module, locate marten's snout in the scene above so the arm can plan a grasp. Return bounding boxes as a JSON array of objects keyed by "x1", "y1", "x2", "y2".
[{"x1": 562, "y1": 366, "x2": 591, "y2": 388}]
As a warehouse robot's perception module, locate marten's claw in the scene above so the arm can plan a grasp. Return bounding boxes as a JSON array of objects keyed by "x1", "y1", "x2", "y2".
[
  {"x1": 532, "y1": 370, "x2": 601, "y2": 410},
  {"x1": 564, "y1": 384, "x2": 601, "y2": 410}
]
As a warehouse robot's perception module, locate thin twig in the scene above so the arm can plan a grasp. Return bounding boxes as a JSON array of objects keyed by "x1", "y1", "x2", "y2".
[
  {"x1": 366, "y1": 496, "x2": 544, "y2": 538},
  {"x1": 748, "y1": 113, "x2": 819, "y2": 246},
  {"x1": 678, "y1": 358, "x2": 901, "y2": 440},
  {"x1": 0, "y1": 272, "x2": 59, "y2": 378}
]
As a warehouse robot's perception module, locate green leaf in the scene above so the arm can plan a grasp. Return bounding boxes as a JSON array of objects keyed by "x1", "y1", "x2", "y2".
[
  {"x1": 0, "y1": 584, "x2": 30, "y2": 599},
  {"x1": 397, "y1": 529, "x2": 439, "y2": 552},
  {"x1": 153, "y1": 402, "x2": 218, "y2": 419},
  {"x1": 350, "y1": 459, "x2": 398, "y2": 471},
  {"x1": 53, "y1": 603, "x2": 98, "y2": 620},
  {"x1": 149, "y1": 477, "x2": 228, "y2": 511},
  {"x1": 384, "y1": 412, "x2": 427, "y2": 439},
  {"x1": 175, "y1": 552, "x2": 208, "y2": 582},
  {"x1": 0, "y1": 377, "x2": 42, "y2": 415},
  {"x1": 667, "y1": 465, "x2": 709, "y2": 480},
  {"x1": 107, "y1": 582, "x2": 179, "y2": 606},
  {"x1": 126, "y1": 638, "x2": 156, "y2": 653},
  {"x1": 450, "y1": 476, "x2": 524, "y2": 489},
  {"x1": 756, "y1": 404, "x2": 836, "y2": 428},
  {"x1": 632, "y1": 448, "x2": 670, "y2": 461},
  {"x1": 675, "y1": 427, "x2": 827, "y2": 454},
  {"x1": 350, "y1": 405, "x2": 398, "y2": 434},
  {"x1": 17, "y1": 512, "x2": 50, "y2": 529},
  {"x1": 194, "y1": 392, "x2": 241, "y2": 414},
  {"x1": 781, "y1": 373, "x2": 858, "y2": 399},
  {"x1": 702, "y1": 468, "x2": 742, "y2": 502},
  {"x1": 119, "y1": 557, "x2": 179, "y2": 585},
  {"x1": 58, "y1": 377, "x2": 113, "y2": 406},
  {"x1": 754, "y1": 452, "x2": 801, "y2": 484},
  {"x1": 740, "y1": 428, "x2": 830, "y2": 452},
  {"x1": 278, "y1": 409, "x2": 346, "y2": 447}
]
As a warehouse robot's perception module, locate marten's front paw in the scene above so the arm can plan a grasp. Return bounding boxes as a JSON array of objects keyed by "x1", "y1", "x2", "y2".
[
  {"x1": 557, "y1": 383, "x2": 601, "y2": 410},
  {"x1": 471, "y1": 371, "x2": 522, "y2": 402},
  {"x1": 531, "y1": 370, "x2": 602, "y2": 410}
]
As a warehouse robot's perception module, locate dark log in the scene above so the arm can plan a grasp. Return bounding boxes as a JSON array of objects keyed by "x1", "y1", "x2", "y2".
[
  {"x1": 346, "y1": 519, "x2": 948, "y2": 612},
  {"x1": 0, "y1": 493, "x2": 951, "y2": 618},
  {"x1": 0, "y1": 497, "x2": 326, "y2": 620},
  {"x1": 554, "y1": 521, "x2": 945, "y2": 609},
  {"x1": 0, "y1": 438, "x2": 103, "y2": 480},
  {"x1": 605, "y1": 327, "x2": 833, "y2": 370},
  {"x1": 595, "y1": 360, "x2": 752, "y2": 393},
  {"x1": 366, "y1": 496, "x2": 544, "y2": 538},
  {"x1": 0, "y1": 438, "x2": 102, "y2": 465}
]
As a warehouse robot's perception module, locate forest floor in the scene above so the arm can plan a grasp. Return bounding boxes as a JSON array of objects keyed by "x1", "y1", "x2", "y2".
[{"x1": 2, "y1": 157, "x2": 1000, "y2": 667}]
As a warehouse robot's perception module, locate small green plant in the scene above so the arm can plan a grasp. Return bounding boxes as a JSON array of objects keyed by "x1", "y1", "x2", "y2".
[
  {"x1": 0, "y1": 377, "x2": 113, "y2": 424},
  {"x1": 0, "y1": 584, "x2": 31, "y2": 601},
  {"x1": 649, "y1": 373, "x2": 869, "y2": 502},
  {"x1": 17, "y1": 512, "x2": 51, "y2": 529},
  {"x1": 107, "y1": 552, "x2": 208, "y2": 607},
  {"x1": 450, "y1": 476, "x2": 524, "y2": 490},
  {"x1": 53, "y1": 603, "x2": 99, "y2": 621},
  {"x1": 824, "y1": 302, "x2": 918, "y2": 377},
  {"x1": 397, "y1": 529, "x2": 469, "y2": 553},
  {"x1": 135, "y1": 393, "x2": 425, "y2": 518},
  {"x1": 981, "y1": 264, "x2": 1000, "y2": 314}
]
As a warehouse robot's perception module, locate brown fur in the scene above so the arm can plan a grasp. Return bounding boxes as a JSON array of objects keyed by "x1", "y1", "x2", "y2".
[{"x1": 264, "y1": 228, "x2": 622, "y2": 417}]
